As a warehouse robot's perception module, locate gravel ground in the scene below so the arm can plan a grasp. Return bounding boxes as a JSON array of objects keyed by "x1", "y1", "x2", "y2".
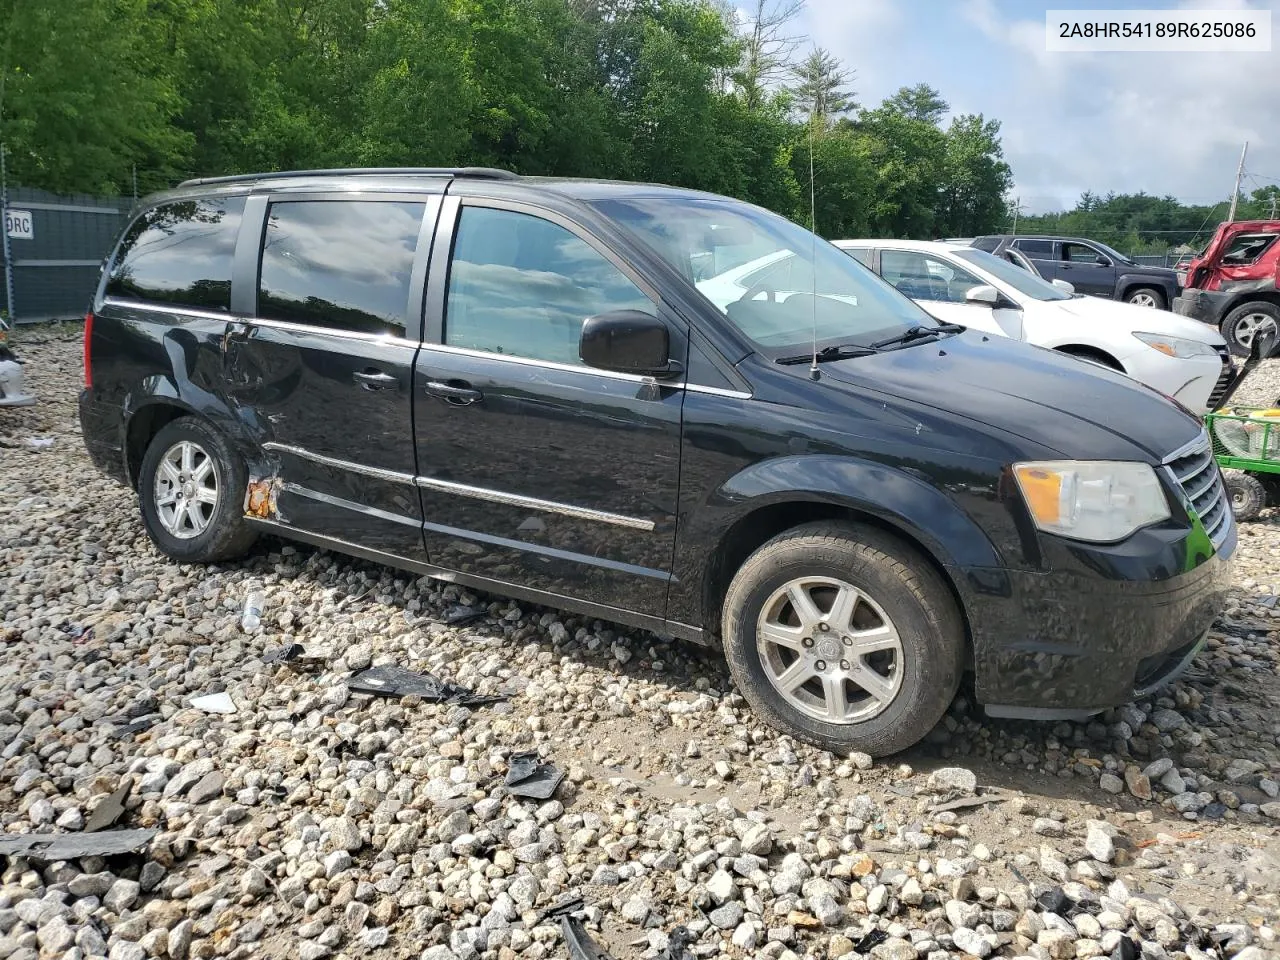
[{"x1": 2, "y1": 331, "x2": 1280, "y2": 960}]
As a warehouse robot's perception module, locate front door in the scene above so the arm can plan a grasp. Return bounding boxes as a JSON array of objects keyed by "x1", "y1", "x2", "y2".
[
  {"x1": 412, "y1": 197, "x2": 684, "y2": 614},
  {"x1": 878, "y1": 249, "x2": 1023, "y2": 339},
  {"x1": 1059, "y1": 241, "x2": 1117, "y2": 298},
  {"x1": 224, "y1": 194, "x2": 438, "y2": 558}
]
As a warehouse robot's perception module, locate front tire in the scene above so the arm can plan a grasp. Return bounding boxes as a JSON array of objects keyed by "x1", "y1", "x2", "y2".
[
  {"x1": 1224, "y1": 471, "x2": 1266, "y2": 522},
  {"x1": 1222, "y1": 301, "x2": 1280, "y2": 358},
  {"x1": 1126, "y1": 287, "x2": 1166, "y2": 309},
  {"x1": 138, "y1": 416, "x2": 258, "y2": 563},
  {"x1": 721, "y1": 521, "x2": 964, "y2": 757}
]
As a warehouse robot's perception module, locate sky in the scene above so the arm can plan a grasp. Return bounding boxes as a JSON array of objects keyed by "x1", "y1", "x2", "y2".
[{"x1": 793, "y1": 0, "x2": 1279, "y2": 213}]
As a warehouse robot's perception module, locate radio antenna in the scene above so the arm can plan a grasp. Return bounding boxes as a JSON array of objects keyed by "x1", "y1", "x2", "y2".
[{"x1": 808, "y1": 105, "x2": 820, "y2": 381}]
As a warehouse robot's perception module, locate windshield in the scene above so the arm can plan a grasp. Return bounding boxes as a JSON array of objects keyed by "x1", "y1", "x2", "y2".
[
  {"x1": 952, "y1": 248, "x2": 1073, "y2": 301},
  {"x1": 1091, "y1": 240, "x2": 1135, "y2": 266},
  {"x1": 593, "y1": 197, "x2": 935, "y2": 350}
]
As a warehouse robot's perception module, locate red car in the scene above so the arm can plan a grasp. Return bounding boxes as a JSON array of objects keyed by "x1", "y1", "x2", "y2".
[{"x1": 1174, "y1": 219, "x2": 1280, "y2": 357}]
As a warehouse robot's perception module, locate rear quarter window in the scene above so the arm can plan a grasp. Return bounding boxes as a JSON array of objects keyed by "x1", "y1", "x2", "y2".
[
  {"x1": 106, "y1": 197, "x2": 245, "y2": 311},
  {"x1": 1012, "y1": 238, "x2": 1054, "y2": 259}
]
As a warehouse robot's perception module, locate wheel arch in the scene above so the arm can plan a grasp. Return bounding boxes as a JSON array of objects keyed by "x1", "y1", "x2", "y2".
[
  {"x1": 1053, "y1": 344, "x2": 1125, "y2": 372},
  {"x1": 124, "y1": 399, "x2": 201, "y2": 488},
  {"x1": 1117, "y1": 278, "x2": 1171, "y2": 304}
]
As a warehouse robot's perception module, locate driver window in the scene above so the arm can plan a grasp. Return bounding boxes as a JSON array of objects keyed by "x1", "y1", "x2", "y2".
[
  {"x1": 879, "y1": 250, "x2": 984, "y2": 304},
  {"x1": 1063, "y1": 242, "x2": 1103, "y2": 264}
]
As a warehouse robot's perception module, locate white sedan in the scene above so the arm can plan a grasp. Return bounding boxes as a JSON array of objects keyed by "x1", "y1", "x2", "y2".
[{"x1": 833, "y1": 239, "x2": 1231, "y2": 414}]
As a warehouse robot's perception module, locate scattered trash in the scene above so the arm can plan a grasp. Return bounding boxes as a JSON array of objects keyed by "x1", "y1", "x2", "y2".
[
  {"x1": 0, "y1": 828, "x2": 157, "y2": 861},
  {"x1": 560, "y1": 915, "x2": 616, "y2": 960},
  {"x1": 108, "y1": 715, "x2": 160, "y2": 741},
  {"x1": 505, "y1": 751, "x2": 565, "y2": 800},
  {"x1": 347, "y1": 665, "x2": 506, "y2": 707},
  {"x1": 24, "y1": 436, "x2": 55, "y2": 449},
  {"x1": 445, "y1": 604, "x2": 486, "y2": 626},
  {"x1": 854, "y1": 929, "x2": 888, "y2": 952},
  {"x1": 241, "y1": 589, "x2": 265, "y2": 633},
  {"x1": 190, "y1": 692, "x2": 237, "y2": 714},
  {"x1": 262, "y1": 643, "x2": 305, "y2": 665},
  {"x1": 55, "y1": 621, "x2": 94, "y2": 643},
  {"x1": 534, "y1": 895, "x2": 584, "y2": 925},
  {"x1": 1036, "y1": 886, "x2": 1074, "y2": 915},
  {"x1": 926, "y1": 791, "x2": 1010, "y2": 814},
  {"x1": 663, "y1": 926, "x2": 696, "y2": 960},
  {"x1": 84, "y1": 781, "x2": 132, "y2": 833},
  {"x1": 1111, "y1": 937, "x2": 1139, "y2": 960}
]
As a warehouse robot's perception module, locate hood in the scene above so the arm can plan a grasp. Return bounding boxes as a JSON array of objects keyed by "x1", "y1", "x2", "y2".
[
  {"x1": 817, "y1": 330, "x2": 1203, "y2": 461},
  {"x1": 1123, "y1": 263, "x2": 1178, "y2": 281},
  {"x1": 1051, "y1": 296, "x2": 1227, "y2": 344}
]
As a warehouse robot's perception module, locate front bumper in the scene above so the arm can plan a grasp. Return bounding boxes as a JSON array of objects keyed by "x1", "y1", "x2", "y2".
[
  {"x1": 956, "y1": 518, "x2": 1235, "y2": 718},
  {"x1": 1173, "y1": 288, "x2": 1230, "y2": 327},
  {"x1": 1123, "y1": 347, "x2": 1230, "y2": 415}
]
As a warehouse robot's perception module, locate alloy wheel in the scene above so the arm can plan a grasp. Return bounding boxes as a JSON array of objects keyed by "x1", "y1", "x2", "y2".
[
  {"x1": 1129, "y1": 292, "x2": 1159, "y2": 308},
  {"x1": 756, "y1": 576, "x2": 904, "y2": 723},
  {"x1": 1233, "y1": 311, "x2": 1279, "y2": 351},
  {"x1": 153, "y1": 440, "x2": 219, "y2": 539}
]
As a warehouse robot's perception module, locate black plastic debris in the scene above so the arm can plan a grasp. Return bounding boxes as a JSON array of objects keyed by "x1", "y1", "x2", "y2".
[
  {"x1": 56, "y1": 621, "x2": 94, "y2": 643},
  {"x1": 84, "y1": 782, "x2": 132, "y2": 833},
  {"x1": 107, "y1": 715, "x2": 160, "y2": 741},
  {"x1": 262, "y1": 643, "x2": 305, "y2": 665},
  {"x1": 561, "y1": 915, "x2": 617, "y2": 960},
  {"x1": 926, "y1": 791, "x2": 1009, "y2": 814},
  {"x1": 534, "y1": 894, "x2": 584, "y2": 926},
  {"x1": 663, "y1": 926, "x2": 696, "y2": 960},
  {"x1": 1200, "y1": 802, "x2": 1227, "y2": 820},
  {"x1": 505, "y1": 751, "x2": 565, "y2": 800},
  {"x1": 0, "y1": 828, "x2": 157, "y2": 861},
  {"x1": 445, "y1": 604, "x2": 486, "y2": 626},
  {"x1": 1111, "y1": 936, "x2": 1139, "y2": 960},
  {"x1": 854, "y1": 929, "x2": 888, "y2": 952},
  {"x1": 1036, "y1": 886, "x2": 1073, "y2": 915},
  {"x1": 347, "y1": 666, "x2": 505, "y2": 706}
]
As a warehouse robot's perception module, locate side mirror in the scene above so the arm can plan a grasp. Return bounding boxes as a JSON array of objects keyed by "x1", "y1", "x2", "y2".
[
  {"x1": 964, "y1": 284, "x2": 1000, "y2": 305},
  {"x1": 1095, "y1": 255, "x2": 1111, "y2": 267},
  {"x1": 580, "y1": 310, "x2": 676, "y2": 377},
  {"x1": 1052, "y1": 278, "x2": 1075, "y2": 294}
]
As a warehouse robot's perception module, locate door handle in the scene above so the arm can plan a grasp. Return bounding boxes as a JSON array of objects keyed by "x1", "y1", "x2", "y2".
[
  {"x1": 425, "y1": 380, "x2": 483, "y2": 405},
  {"x1": 353, "y1": 370, "x2": 398, "y2": 391}
]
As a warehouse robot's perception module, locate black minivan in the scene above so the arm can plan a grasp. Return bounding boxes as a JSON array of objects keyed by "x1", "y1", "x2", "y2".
[{"x1": 80, "y1": 168, "x2": 1233, "y2": 756}]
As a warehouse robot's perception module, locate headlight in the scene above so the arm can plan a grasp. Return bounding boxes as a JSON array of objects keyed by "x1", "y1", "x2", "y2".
[
  {"x1": 1012, "y1": 461, "x2": 1170, "y2": 542},
  {"x1": 1133, "y1": 332, "x2": 1218, "y2": 359}
]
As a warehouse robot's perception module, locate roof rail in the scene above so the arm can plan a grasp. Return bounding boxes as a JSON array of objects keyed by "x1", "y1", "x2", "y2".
[{"x1": 177, "y1": 167, "x2": 519, "y2": 188}]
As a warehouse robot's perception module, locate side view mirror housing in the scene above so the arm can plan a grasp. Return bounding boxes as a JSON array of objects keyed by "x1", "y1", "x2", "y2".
[
  {"x1": 580, "y1": 310, "x2": 678, "y2": 377},
  {"x1": 1052, "y1": 278, "x2": 1075, "y2": 294},
  {"x1": 964, "y1": 284, "x2": 1000, "y2": 305},
  {"x1": 1095, "y1": 255, "x2": 1111, "y2": 267}
]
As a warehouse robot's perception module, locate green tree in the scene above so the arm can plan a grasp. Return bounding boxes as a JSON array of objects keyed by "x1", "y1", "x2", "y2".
[
  {"x1": 884, "y1": 83, "x2": 948, "y2": 125},
  {"x1": 788, "y1": 48, "x2": 856, "y2": 128},
  {"x1": 936, "y1": 114, "x2": 1012, "y2": 236}
]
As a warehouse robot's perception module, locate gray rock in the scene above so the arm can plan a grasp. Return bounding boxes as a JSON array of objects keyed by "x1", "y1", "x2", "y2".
[
  {"x1": 621, "y1": 896, "x2": 650, "y2": 924},
  {"x1": 1032, "y1": 818, "x2": 1065, "y2": 837},
  {"x1": 109, "y1": 942, "x2": 147, "y2": 960},
  {"x1": 952, "y1": 927, "x2": 994, "y2": 959},
  {"x1": 866, "y1": 884, "x2": 889, "y2": 914},
  {"x1": 1159, "y1": 768, "x2": 1186, "y2": 795},
  {"x1": 1259, "y1": 802, "x2": 1280, "y2": 820},
  {"x1": 437, "y1": 809, "x2": 470, "y2": 843},
  {"x1": 707, "y1": 870, "x2": 738, "y2": 906},
  {"x1": 709, "y1": 902, "x2": 745, "y2": 929},
  {"x1": 1086, "y1": 822, "x2": 1116, "y2": 863},
  {"x1": 741, "y1": 824, "x2": 773, "y2": 856},
  {"x1": 420, "y1": 949, "x2": 460, "y2": 960},
  {"x1": 68, "y1": 873, "x2": 116, "y2": 899},
  {"x1": 1149, "y1": 708, "x2": 1186, "y2": 732},
  {"x1": 946, "y1": 899, "x2": 983, "y2": 928},
  {"x1": 1099, "y1": 773, "x2": 1125, "y2": 795},
  {"x1": 927, "y1": 767, "x2": 977, "y2": 794},
  {"x1": 1142, "y1": 758, "x2": 1174, "y2": 779},
  {"x1": 187, "y1": 770, "x2": 225, "y2": 804},
  {"x1": 103, "y1": 878, "x2": 140, "y2": 913},
  {"x1": 328, "y1": 816, "x2": 363, "y2": 852},
  {"x1": 169, "y1": 920, "x2": 194, "y2": 960}
]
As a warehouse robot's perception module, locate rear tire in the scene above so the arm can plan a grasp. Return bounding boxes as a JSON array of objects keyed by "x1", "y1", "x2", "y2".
[
  {"x1": 1126, "y1": 287, "x2": 1166, "y2": 309},
  {"x1": 138, "y1": 416, "x2": 258, "y2": 563},
  {"x1": 1224, "y1": 471, "x2": 1266, "y2": 522},
  {"x1": 1222, "y1": 301, "x2": 1280, "y2": 358},
  {"x1": 721, "y1": 521, "x2": 964, "y2": 757}
]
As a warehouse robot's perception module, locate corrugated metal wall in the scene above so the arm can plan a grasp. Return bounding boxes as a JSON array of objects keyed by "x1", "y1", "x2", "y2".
[{"x1": 2, "y1": 187, "x2": 131, "y2": 324}]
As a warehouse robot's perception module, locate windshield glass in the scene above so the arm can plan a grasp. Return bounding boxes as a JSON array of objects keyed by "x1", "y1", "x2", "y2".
[
  {"x1": 1091, "y1": 240, "x2": 1134, "y2": 266},
  {"x1": 593, "y1": 197, "x2": 935, "y2": 350},
  {"x1": 952, "y1": 247, "x2": 1073, "y2": 301}
]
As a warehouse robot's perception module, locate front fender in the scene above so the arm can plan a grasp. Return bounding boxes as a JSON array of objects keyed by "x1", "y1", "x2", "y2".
[
  {"x1": 718, "y1": 454, "x2": 1003, "y2": 570},
  {"x1": 1118, "y1": 273, "x2": 1177, "y2": 300}
]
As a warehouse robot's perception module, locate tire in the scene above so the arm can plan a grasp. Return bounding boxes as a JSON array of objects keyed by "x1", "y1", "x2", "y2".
[
  {"x1": 1125, "y1": 286, "x2": 1166, "y2": 310},
  {"x1": 137, "y1": 416, "x2": 258, "y2": 563},
  {"x1": 1221, "y1": 301, "x2": 1280, "y2": 358},
  {"x1": 1223, "y1": 471, "x2": 1266, "y2": 522},
  {"x1": 721, "y1": 521, "x2": 964, "y2": 757}
]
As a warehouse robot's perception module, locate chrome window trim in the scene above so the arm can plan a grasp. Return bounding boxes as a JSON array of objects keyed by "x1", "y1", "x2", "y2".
[
  {"x1": 103, "y1": 296, "x2": 235, "y2": 324},
  {"x1": 103, "y1": 297, "x2": 410, "y2": 344},
  {"x1": 262, "y1": 441, "x2": 656, "y2": 531}
]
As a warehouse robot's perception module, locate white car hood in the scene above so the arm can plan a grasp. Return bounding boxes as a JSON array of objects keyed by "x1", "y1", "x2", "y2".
[{"x1": 1049, "y1": 296, "x2": 1224, "y2": 345}]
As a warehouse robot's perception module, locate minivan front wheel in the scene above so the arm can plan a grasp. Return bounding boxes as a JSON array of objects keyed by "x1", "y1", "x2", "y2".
[
  {"x1": 138, "y1": 416, "x2": 258, "y2": 563},
  {"x1": 722, "y1": 521, "x2": 964, "y2": 757}
]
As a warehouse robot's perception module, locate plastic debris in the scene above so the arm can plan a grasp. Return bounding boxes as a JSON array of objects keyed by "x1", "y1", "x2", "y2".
[
  {"x1": 663, "y1": 925, "x2": 696, "y2": 960},
  {"x1": 24, "y1": 436, "x2": 54, "y2": 449},
  {"x1": 506, "y1": 751, "x2": 565, "y2": 800},
  {"x1": 561, "y1": 915, "x2": 616, "y2": 960},
  {"x1": 0, "y1": 829, "x2": 157, "y2": 861},
  {"x1": 926, "y1": 791, "x2": 1010, "y2": 814},
  {"x1": 445, "y1": 604, "x2": 486, "y2": 626},
  {"x1": 854, "y1": 929, "x2": 888, "y2": 952},
  {"x1": 241, "y1": 590, "x2": 264, "y2": 633},
  {"x1": 84, "y1": 781, "x2": 132, "y2": 833},
  {"x1": 108, "y1": 715, "x2": 160, "y2": 740},
  {"x1": 347, "y1": 665, "x2": 506, "y2": 706},
  {"x1": 534, "y1": 895, "x2": 585, "y2": 925},
  {"x1": 190, "y1": 692, "x2": 237, "y2": 714},
  {"x1": 262, "y1": 643, "x2": 305, "y2": 665}
]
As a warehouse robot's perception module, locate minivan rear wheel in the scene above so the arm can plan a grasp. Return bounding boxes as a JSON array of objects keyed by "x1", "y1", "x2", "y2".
[
  {"x1": 138, "y1": 416, "x2": 257, "y2": 563},
  {"x1": 721, "y1": 521, "x2": 963, "y2": 757}
]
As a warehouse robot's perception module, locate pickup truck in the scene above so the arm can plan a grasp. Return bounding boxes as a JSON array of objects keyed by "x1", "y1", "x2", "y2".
[{"x1": 971, "y1": 234, "x2": 1180, "y2": 310}]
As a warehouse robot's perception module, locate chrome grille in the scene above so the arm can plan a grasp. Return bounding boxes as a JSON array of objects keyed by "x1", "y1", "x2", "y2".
[
  {"x1": 1163, "y1": 430, "x2": 1231, "y2": 551},
  {"x1": 1206, "y1": 346, "x2": 1234, "y2": 410}
]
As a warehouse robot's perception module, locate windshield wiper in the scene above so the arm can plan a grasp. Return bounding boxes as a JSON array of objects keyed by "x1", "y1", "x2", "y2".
[
  {"x1": 776, "y1": 344, "x2": 876, "y2": 365},
  {"x1": 870, "y1": 322, "x2": 964, "y2": 351}
]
